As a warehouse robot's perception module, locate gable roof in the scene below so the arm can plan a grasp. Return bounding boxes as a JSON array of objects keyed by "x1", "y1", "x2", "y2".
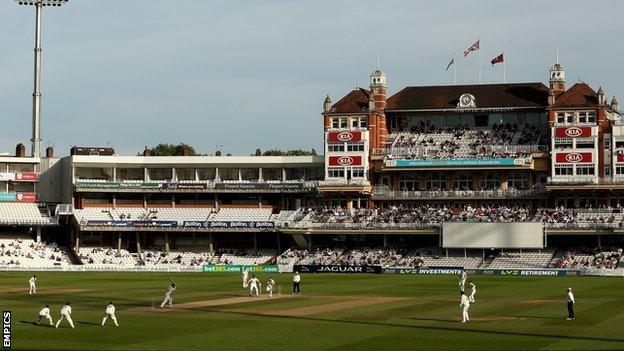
[
  {"x1": 554, "y1": 82, "x2": 599, "y2": 107},
  {"x1": 385, "y1": 82, "x2": 549, "y2": 111},
  {"x1": 330, "y1": 88, "x2": 370, "y2": 114}
]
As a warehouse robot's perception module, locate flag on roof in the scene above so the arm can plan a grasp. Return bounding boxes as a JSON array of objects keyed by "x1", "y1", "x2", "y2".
[
  {"x1": 464, "y1": 40, "x2": 480, "y2": 57},
  {"x1": 491, "y1": 52, "x2": 504, "y2": 66}
]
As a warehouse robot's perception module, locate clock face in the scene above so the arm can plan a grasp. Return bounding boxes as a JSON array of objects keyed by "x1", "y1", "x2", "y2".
[{"x1": 457, "y1": 93, "x2": 475, "y2": 108}]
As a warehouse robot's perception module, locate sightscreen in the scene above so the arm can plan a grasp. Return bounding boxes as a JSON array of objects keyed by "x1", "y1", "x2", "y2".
[{"x1": 442, "y1": 222, "x2": 544, "y2": 249}]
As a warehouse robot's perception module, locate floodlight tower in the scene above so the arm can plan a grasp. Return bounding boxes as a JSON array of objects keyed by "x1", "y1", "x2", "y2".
[{"x1": 15, "y1": 0, "x2": 69, "y2": 159}]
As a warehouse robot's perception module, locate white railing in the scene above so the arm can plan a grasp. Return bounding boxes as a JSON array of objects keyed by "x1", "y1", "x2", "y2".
[
  {"x1": 372, "y1": 186, "x2": 546, "y2": 199},
  {"x1": 547, "y1": 177, "x2": 598, "y2": 184},
  {"x1": 290, "y1": 221, "x2": 439, "y2": 230},
  {"x1": 544, "y1": 222, "x2": 623, "y2": 229},
  {"x1": 318, "y1": 179, "x2": 370, "y2": 186},
  {"x1": 385, "y1": 144, "x2": 544, "y2": 158}
]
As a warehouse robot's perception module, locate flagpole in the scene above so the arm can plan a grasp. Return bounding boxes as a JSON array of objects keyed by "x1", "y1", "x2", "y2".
[
  {"x1": 453, "y1": 52, "x2": 457, "y2": 85},
  {"x1": 503, "y1": 50, "x2": 506, "y2": 83},
  {"x1": 478, "y1": 38, "x2": 481, "y2": 84}
]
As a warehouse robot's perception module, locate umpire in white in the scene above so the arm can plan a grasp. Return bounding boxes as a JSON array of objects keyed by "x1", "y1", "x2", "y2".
[
  {"x1": 292, "y1": 271, "x2": 301, "y2": 294},
  {"x1": 566, "y1": 287, "x2": 575, "y2": 320}
]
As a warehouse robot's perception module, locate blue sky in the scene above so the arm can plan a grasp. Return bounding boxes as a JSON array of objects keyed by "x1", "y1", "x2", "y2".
[{"x1": 0, "y1": 0, "x2": 622, "y2": 156}]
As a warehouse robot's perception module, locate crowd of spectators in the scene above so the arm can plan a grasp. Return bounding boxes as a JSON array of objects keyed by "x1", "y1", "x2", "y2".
[
  {"x1": 552, "y1": 248, "x2": 623, "y2": 269},
  {"x1": 387, "y1": 124, "x2": 540, "y2": 160},
  {"x1": 0, "y1": 238, "x2": 68, "y2": 266},
  {"x1": 300, "y1": 205, "x2": 624, "y2": 226},
  {"x1": 79, "y1": 247, "x2": 133, "y2": 265}
]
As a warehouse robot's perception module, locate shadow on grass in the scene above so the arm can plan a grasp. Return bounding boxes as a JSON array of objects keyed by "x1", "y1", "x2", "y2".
[
  {"x1": 196, "y1": 308, "x2": 624, "y2": 344},
  {"x1": 503, "y1": 315, "x2": 561, "y2": 320},
  {"x1": 19, "y1": 320, "x2": 52, "y2": 327},
  {"x1": 76, "y1": 321, "x2": 101, "y2": 326}
]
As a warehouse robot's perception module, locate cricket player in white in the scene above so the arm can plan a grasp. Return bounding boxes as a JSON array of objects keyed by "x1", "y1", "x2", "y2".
[
  {"x1": 160, "y1": 277, "x2": 177, "y2": 308},
  {"x1": 29, "y1": 274, "x2": 37, "y2": 295},
  {"x1": 468, "y1": 281, "x2": 477, "y2": 303},
  {"x1": 55, "y1": 302, "x2": 74, "y2": 328},
  {"x1": 459, "y1": 269, "x2": 467, "y2": 291},
  {"x1": 248, "y1": 275, "x2": 260, "y2": 297},
  {"x1": 36, "y1": 304, "x2": 54, "y2": 326},
  {"x1": 266, "y1": 277, "x2": 275, "y2": 297},
  {"x1": 460, "y1": 291, "x2": 470, "y2": 323},
  {"x1": 101, "y1": 301, "x2": 119, "y2": 327},
  {"x1": 242, "y1": 268, "x2": 249, "y2": 288}
]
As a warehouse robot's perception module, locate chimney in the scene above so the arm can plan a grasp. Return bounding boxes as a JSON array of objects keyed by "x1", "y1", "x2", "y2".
[
  {"x1": 15, "y1": 143, "x2": 26, "y2": 157},
  {"x1": 143, "y1": 146, "x2": 151, "y2": 156},
  {"x1": 45, "y1": 147, "x2": 54, "y2": 158}
]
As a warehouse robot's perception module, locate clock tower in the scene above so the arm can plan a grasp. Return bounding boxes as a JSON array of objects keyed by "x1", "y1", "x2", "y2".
[{"x1": 549, "y1": 53, "x2": 566, "y2": 93}]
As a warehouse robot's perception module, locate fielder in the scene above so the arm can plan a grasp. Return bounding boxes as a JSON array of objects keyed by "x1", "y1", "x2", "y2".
[
  {"x1": 468, "y1": 281, "x2": 477, "y2": 303},
  {"x1": 458, "y1": 269, "x2": 467, "y2": 291},
  {"x1": 266, "y1": 277, "x2": 275, "y2": 297},
  {"x1": 29, "y1": 274, "x2": 37, "y2": 295},
  {"x1": 101, "y1": 301, "x2": 119, "y2": 327},
  {"x1": 248, "y1": 275, "x2": 260, "y2": 297},
  {"x1": 55, "y1": 302, "x2": 74, "y2": 329},
  {"x1": 460, "y1": 291, "x2": 470, "y2": 323},
  {"x1": 241, "y1": 268, "x2": 249, "y2": 288},
  {"x1": 36, "y1": 304, "x2": 54, "y2": 326},
  {"x1": 160, "y1": 277, "x2": 177, "y2": 308}
]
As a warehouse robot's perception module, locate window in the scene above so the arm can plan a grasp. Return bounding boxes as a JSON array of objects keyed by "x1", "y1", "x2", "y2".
[
  {"x1": 332, "y1": 117, "x2": 340, "y2": 129},
  {"x1": 327, "y1": 167, "x2": 345, "y2": 178},
  {"x1": 346, "y1": 143, "x2": 365, "y2": 152},
  {"x1": 426, "y1": 172, "x2": 446, "y2": 190},
  {"x1": 554, "y1": 164, "x2": 573, "y2": 176},
  {"x1": 616, "y1": 165, "x2": 624, "y2": 175},
  {"x1": 556, "y1": 112, "x2": 574, "y2": 124},
  {"x1": 578, "y1": 111, "x2": 596, "y2": 124},
  {"x1": 480, "y1": 174, "x2": 500, "y2": 189},
  {"x1": 576, "y1": 164, "x2": 595, "y2": 175},
  {"x1": 399, "y1": 172, "x2": 419, "y2": 191},
  {"x1": 359, "y1": 116, "x2": 367, "y2": 129},
  {"x1": 351, "y1": 167, "x2": 365, "y2": 178},
  {"x1": 339, "y1": 117, "x2": 348, "y2": 129},
  {"x1": 176, "y1": 168, "x2": 195, "y2": 181},
  {"x1": 554, "y1": 139, "x2": 573, "y2": 149},
  {"x1": 575, "y1": 140, "x2": 595, "y2": 149},
  {"x1": 328, "y1": 144, "x2": 344, "y2": 152}
]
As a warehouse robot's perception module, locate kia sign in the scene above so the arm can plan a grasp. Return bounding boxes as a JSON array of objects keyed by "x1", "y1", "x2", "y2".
[
  {"x1": 554, "y1": 127, "x2": 592, "y2": 138},
  {"x1": 328, "y1": 156, "x2": 362, "y2": 166},
  {"x1": 555, "y1": 152, "x2": 592, "y2": 163},
  {"x1": 327, "y1": 131, "x2": 362, "y2": 143}
]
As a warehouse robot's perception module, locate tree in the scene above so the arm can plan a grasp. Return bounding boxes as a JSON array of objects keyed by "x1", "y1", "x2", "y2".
[
  {"x1": 261, "y1": 149, "x2": 314, "y2": 156},
  {"x1": 148, "y1": 143, "x2": 198, "y2": 156}
]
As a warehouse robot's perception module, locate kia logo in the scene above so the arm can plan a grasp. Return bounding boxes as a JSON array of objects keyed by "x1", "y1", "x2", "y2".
[
  {"x1": 565, "y1": 153, "x2": 583, "y2": 163},
  {"x1": 337, "y1": 132, "x2": 354, "y2": 142},
  {"x1": 337, "y1": 156, "x2": 354, "y2": 165},
  {"x1": 565, "y1": 127, "x2": 583, "y2": 138}
]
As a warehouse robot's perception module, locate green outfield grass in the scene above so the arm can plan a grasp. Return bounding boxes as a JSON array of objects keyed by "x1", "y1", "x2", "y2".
[{"x1": 1, "y1": 271, "x2": 624, "y2": 351}]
